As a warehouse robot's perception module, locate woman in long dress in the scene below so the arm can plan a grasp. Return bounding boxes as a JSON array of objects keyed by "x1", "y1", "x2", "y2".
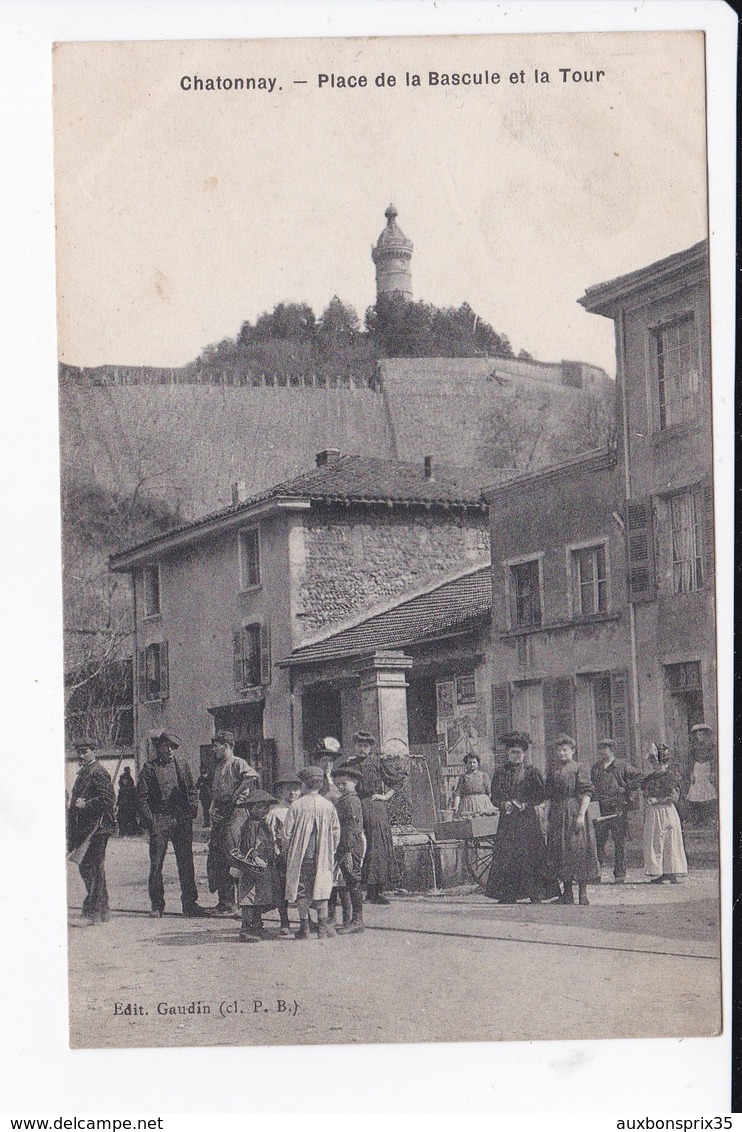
[
  {"x1": 485, "y1": 733, "x2": 550, "y2": 904},
  {"x1": 545, "y1": 733, "x2": 600, "y2": 905},
  {"x1": 641, "y1": 744, "x2": 688, "y2": 883}
]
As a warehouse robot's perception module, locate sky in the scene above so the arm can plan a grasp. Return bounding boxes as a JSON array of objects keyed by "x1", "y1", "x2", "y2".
[{"x1": 53, "y1": 30, "x2": 708, "y2": 376}]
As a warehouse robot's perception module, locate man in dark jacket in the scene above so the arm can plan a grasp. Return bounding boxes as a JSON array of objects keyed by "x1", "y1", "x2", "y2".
[
  {"x1": 590, "y1": 739, "x2": 642, "y2": 883},
  {"x1": 137, "y1": 732, "x2": 207, "y2": 917},
  {"x1": 67, "y1": 742, "x2": 116, "y2": 924}
]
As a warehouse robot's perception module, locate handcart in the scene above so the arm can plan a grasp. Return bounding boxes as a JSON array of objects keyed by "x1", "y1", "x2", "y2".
[{"x1": 433, "y1": 813, "x2": 500, "y2": 891}]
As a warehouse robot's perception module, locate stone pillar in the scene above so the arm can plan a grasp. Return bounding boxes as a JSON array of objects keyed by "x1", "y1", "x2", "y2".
[{"x1": 357, "y1": 650, "x2": 413, "y2": 748}]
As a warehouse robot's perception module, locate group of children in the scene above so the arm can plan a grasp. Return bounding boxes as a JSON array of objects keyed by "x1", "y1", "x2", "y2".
[{"x1": 229, "y1": 762, "x2": 366, "y2": 942}]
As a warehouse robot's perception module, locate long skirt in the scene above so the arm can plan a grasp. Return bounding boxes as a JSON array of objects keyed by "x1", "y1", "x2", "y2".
[
  {"x1": 546, "y1": 799, "x2": 601, "y2": 883},
  {"x1": 360, "y1": 797, "x2": 397, "y2": 887},
  {"x1": 643, "y1": 802, "x2": 688, "y2": 876},
  {"x1": 485, "y1": 806, "x2": 551, "y2": 901}
]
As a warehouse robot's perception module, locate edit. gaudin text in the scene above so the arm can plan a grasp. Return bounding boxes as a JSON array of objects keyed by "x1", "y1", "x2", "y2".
[
  {"x1": 157, "y1": 1000, "x2": 212, "y2": 1015},
  {"x1": 180, "y1": 75, "x2": 277, "y2": 93}
]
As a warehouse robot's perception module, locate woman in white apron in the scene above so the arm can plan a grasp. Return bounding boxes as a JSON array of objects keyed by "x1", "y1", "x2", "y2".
[{"x1": 641, "y1": 744, "x2": 688, "y2": 883}]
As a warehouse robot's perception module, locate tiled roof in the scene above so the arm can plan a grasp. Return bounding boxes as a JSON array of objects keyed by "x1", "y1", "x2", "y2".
[
  {"x1": 282, "y1": 565, "x2": 492, "y2": 666},
  {"x1": 579, "y1": 241, "x2": 707, "y2": 315},
  {"x1": 110, "y1": 455, "x2": 487, "y2": 568}
]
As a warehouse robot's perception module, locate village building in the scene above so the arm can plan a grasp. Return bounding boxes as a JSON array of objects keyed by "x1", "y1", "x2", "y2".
[
  {"x1": 109, "y1": 452, "x2": 492, "y2": 793},
  {"x1": 579, "y1": 239, "x2": 715, "y2": 775},
  {"x1": 482, "y1": 240, "x2": 714, "y2": 778}
]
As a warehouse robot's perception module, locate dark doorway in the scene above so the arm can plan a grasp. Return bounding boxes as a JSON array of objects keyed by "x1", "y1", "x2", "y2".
[
  {"x1": 408, "y1": 674, "x2": 438, "y2": 745},
  {"x1": 302, "y1": 682, "x2": 343, "y2": 753}
]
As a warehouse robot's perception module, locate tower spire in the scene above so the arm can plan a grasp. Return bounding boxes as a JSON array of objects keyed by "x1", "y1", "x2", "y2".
[{"x1": 372, "y1": 203, "x2": 413, "y2": 302}]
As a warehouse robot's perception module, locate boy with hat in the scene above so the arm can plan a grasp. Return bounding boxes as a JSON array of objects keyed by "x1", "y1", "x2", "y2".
[
  {"x1": 332, "y1": 763, "x2": 365, "y2": 934},
  {"x1": 265, "y1": 775, "x2": 302, "y2": 936},
  {"x1": 282, "y1": 766, "x2": 340, "y2": 939},
  {"x1": 230, "y1": 790, "x2": 279, "y2": 941},
  {"x1": 137, "y1": 732, "x2": 207, "y2": 917}
]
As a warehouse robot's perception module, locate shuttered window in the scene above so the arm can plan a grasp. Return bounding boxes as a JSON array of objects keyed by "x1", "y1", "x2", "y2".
[
  {"x1": 625, "y1": 497, "x2": 656, "y2": 602},
  {"x1": 591, "y1": 670, "x2": 631, "y2": 761},
  {"x1": 508, "y1": 558, "x2": 542, "y2": 628},
  {"x1": 572, "y1": 543, "x2": 608, "y2": 615},
  {"x1": 653, "y1": 315, "x2": 700, "y2": 430},
  {"x1": 542, "y1": 676, "x2": 575, "y2": 759},
  {"x1": 234, "y1": 623, "x2": 272, "y2": 689},
  {"x1": 491, "y1": 682, "x2": 512, "y2": 753},
  {"x1": 138, "y1": 641, "x2": 168, "y2": 702}
]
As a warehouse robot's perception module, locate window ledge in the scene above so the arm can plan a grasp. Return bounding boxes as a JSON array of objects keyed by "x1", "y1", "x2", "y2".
[
  {"x1": 239, "y1": 584, "x2": 263, "y2": 596},
  {"x1": 142, "y1": 613, "x2": 162, "y2": 623},
  {"x1": 499, "y1": 611, "x2": 621, "y2": 639}
]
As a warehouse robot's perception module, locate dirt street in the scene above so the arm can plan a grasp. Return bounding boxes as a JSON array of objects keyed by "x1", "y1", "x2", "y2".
[{"x1": 67, "y1": 837, "x2": 721, "y2": 1049}]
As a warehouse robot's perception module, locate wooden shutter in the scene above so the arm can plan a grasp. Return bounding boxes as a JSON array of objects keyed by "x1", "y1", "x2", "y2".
[
  {"x1": 609, "y1": 669, "x2": 630, "y2": 762},
  {"x1": 491, "y1": 682, "x2": 512, "y2": 752},
  {"x1": 543, "y1": 676, "x2": 575, "y2": 760},
  {"x1": 159, "y1": 641, "x2": 169, "y2": 700},
  {"x1": 624, "y1": 496, "x2": 656, "y2": 602},
  {"x1": 260, "y1": 622, "x2": 272, "y2": 686},
  {"x1": 702, "y1": 481, "x2": 715, "y2": 579},
  {"x1": 233, "y1": 629, "x2": 244, "y2": 690},
  {"x1": 137, "y1": 648, "x2": 146, "y2": 703}
]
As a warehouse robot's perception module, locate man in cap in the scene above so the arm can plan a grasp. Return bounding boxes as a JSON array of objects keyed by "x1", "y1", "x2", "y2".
[
  {"x1": 137, "y1": 732, "x2": 207, "y2": 917},
  {"x1": 332, "y1": 763, "x2": 365, "y2": 934},
  {"x1": 207, "y1": 730, "x2": 258, "y2": 914},
  {"x1": 590, "y1": 738, "x2": 642, "y2": 884},
  {"x1": 282, "y1": 765, "x2": 340, "y2": 939},
  {"x1": 67, "y1": 742, "x2": 116, "y2": 925},
  {"x1": 687, "y1": 722, "x2": 717, "y2": 825}
]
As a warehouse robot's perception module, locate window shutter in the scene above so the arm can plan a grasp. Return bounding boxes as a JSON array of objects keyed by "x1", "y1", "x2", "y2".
[
  {"x1": 543, "y1": 677, "x2": 575, "y2": 761},
  {"x1": 609, "y1": 669, "x2": 630, "y2": 762},
  {"x1": 703, "y1": 482, "x2": 715, "y2": 579},
  {"x1": 137, "y1": 648, "x2": 146, "y2": 703},
  {"x1": 234, "y1": 630, "x2": 244, "y2": 690},
  {"x1": 624, "y1": 496, "x2": 656, "y2": 602},
  {"x1": 491, "y1": 683, "x2": 512, "y2": 752},
  {"x1": 159, "y1": 641, "x2": 169, "y2": 700},
  {"x1": 260, "y1": 622, "x2": 272, "y2": 686}
]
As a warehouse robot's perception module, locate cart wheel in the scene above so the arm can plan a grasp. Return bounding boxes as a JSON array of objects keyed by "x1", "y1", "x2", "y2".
[{"x1": 465, "y1": 836, "x2": 497, "y2": 891}]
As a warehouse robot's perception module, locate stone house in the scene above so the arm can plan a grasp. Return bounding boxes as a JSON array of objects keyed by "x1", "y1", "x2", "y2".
[
  {"x1": 482, "y1": 240, "x2": 714, "y2": 779},
  {"x1": 110, "y1": 451, "x2": 490, "y2": 786}
]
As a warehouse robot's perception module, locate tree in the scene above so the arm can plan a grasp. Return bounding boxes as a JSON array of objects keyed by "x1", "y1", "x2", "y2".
[{"x1": 316, "y1": 296, "x2": 360, "y2": 352}]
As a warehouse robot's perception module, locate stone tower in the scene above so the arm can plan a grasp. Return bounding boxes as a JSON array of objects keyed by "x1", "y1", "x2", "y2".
[{"x1": 372, "y1": 203, "x2": 413, "y2": 301}]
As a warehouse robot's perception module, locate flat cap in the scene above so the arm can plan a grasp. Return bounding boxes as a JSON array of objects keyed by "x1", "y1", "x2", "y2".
[
  {"x1": 298, "y1": 765, "x2": 326, "y2": 784},
  {"x1": 353, "y1": 730, "x2": 376, "y2": 744},
  {"x1": 246, "y1": 789, "x2": 277, "y2": 807},
  {"x1": 214, "y1": 730, "x2": 235, "y2": 746},
  {"x1": 152, "y1": 732, "x2": 181, "y2": 749}
]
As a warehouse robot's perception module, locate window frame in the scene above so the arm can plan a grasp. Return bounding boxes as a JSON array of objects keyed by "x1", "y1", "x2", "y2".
[
  {"x1": 142, "y1": 563, "x2": 162, "y2": 620},
  {"x1": 505, "y1": 552, "x2": 545, "y2": 631},
  {"x1": 566, "y1": 536, "x2": 610, "y2": 619},
  {"x1": 234, "y1": 622, "x2": 262, "y2": 690},
  {"x1": 238, "y1": 526, "x2": 262, "y2": 593},
  {"x1": 648, "y1": 311, "x2": 701, "y2": 433},
  {"x1": 667, "y1": 486, "x2": 705, "y2": 595},
  {"x1": 140, "y1": 641, "x2": 168, "y2": 703}
]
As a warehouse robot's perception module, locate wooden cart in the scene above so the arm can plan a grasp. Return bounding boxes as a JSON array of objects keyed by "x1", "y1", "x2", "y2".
[{"x1": 433, "y1": 813, "x2": 500, "y2": 891}]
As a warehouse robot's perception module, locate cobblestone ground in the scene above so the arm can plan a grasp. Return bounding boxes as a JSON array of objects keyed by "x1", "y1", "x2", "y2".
[{"x1": 67, "y1": 836, "x2": 722, "y2": 1049}]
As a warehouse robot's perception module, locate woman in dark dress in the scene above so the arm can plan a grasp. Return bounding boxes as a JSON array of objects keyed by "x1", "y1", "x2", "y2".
[
  {"x1": 337, "y1": 731, "x2": 407, "y2": 904},
  {"x1": 545, "y1": 734, "x2": 601, "y2": 905},
  {"x1": 486, "y1": 732, "x2": 550, "y2": 904}
]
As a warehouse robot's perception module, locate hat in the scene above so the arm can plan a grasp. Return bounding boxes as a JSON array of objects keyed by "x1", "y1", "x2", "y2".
[
  {"x1": 273, "y1": 775, "x2": 301, "y2": 789},
  {"x1": 690, "y1": 723, "x2": 712, "y2": 734},
  {"x1": 315, "y1": 736, "x2": 341, "y2": 755},
  {"x1": 353, "y1": 730, "x2": 376, "y2": 744},
  {"x1": 597, "y1": 738, "x2": 616, "y2": 750},
  {"x1": 298, "y1": 765, "x2": 326, "y2": 785},
  {"x1": 555, "y1": 733, "x2": 576, "y2": 749},
  {"x1": 501, "y1": 731, "x2": 531, "y2": 751},
  {"x1": 246, "y1": 789, "x2": 277, "y2": 807},
  {"x1": 152, "y1": 731, "x2": 181, "y2": 750},
  {"x1": 73, "y1": 741, "x2": 98, "y2": 754},
  {"x1": 214, "y1": 730, "x2": 235, "y2": 746},
  {"x1": 333, "y1": 763, "x2": 362, "y2": 782}
]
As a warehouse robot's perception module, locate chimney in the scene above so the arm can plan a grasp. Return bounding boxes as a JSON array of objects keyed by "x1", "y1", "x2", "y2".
[
  {"x1": 231, "y1": 481, "x2": 247, "y2": 505},
  {"x1": 424, "y1": 455, "x2": 434, "y2": 480},
  {"x1": 316, "y1": 449, "x2": 342, "y2": 467}
]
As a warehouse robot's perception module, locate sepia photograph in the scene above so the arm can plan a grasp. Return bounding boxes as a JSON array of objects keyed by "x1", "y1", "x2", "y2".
[{"x1": 52, "y1": 26, "x2": 725, "y2": 1058}]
